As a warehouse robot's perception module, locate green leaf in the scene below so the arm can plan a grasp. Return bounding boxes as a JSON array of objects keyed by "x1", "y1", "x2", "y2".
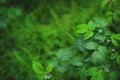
[
  {"x1": 70, "y1": 56, "x2": 84, "y2": 66},
  {"x1": 87, "y1": 67, "x2": 97, "y2": 76},
  {"x1": 88, "y1": 20, "x2": 95, "y2": 31},
  {"x1": 97, "y1": 45, "x2": 108, "y2": 54},
  {"x1": 87, "y1": 67, "x2": 104, "y2": 80},
  {"x1": 116, "y1": 56, "x2": 120, "y2": 64},
  {"x1": 84, "y1": 31, "x2": 94, "y2": 40},
  {"x1": 94, "y1": 17, "x2": 108, "y2": 28},
  {"x1": 111, "y1": 37, "x2": 118, "y2": 46},
  {"x1": 56, "y1": 48, "x2": 73, "y2": 61},
  {"x1": 114, "y1": 34, "x2": 120, "y2": 40},
  {"x1": 32, "y1": 61, "x2": 44, "y2": 73},
  {"x1": 91, "y1": 50, "x2": 105, "y2": 63},
  {"x1": 75, "y1": 24, "x2": 88, "y2": 33},
  {"x1": 105, "y1": 11, "x2": 113, "y2": 16},
  {"x1": 85, "y1": 41, "x2": 98, "y2": 50},
  {"x1": 46, "y1": 63, "x2": 54, "y2": 74},
  {"x1": 91, "y1": 70, "x2": 104, "y2": 80},
  {"x1": 110, "y1": 54, "x2": 118, "y2": 59},
  {"x1": 76, "y1": 37, "x2": 87, "y2": 52},
  {"x1": 91, "y1": 45, "x2": 107, "y2": 63},
  {"x1": 104, "y1": 29, "x2": 112, "y2": 36},
  {"x1": 79, "y1": 67, "x2": 87, "y2": 80},
  {"x1": 94, "y1": 34, "x2": 106, "y2": 41},
  {"x1": 56, "y1": 62, "x2": 69, "y2": 73},
  {"x1": 101, "y1": 0, "x2": 109, "y2": 8},
  {"x1": 38, "y1": 72, "x2": 46, "y2": 80}
]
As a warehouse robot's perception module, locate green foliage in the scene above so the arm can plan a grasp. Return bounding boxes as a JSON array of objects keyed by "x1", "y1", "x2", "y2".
[
  {"x1": 87, "y1": 67, "x2": 104, "y2": 80},
  {"x1": 84, "y1": 31, "x2": 94, "y2": 40},
  {"x1": 85, "y1": 41, "x2": 98, "y2": 50},
  {"x1": 91, "y1": 70, "x2": 104, "y2": 80},
  {"x1": 70, "y1": 56, "x2": 84, "y2": 66},
  {"x1": 32, "y1": 61, "x2": 44, "y2": 73},
  {"x1": 75, "y1": 20, "x2": 96, "y2": 40},
  {"x1": 46, "y1": 63, "x2": 54, "y2": 74},
  {"x1": 101, "y1": 0, "x2": 109, "y2": 8},
  {"x1": 88, "y1": 20, "x2": 96, "y2": 31},
  {"x1": 110, "y1": 33, "x2": 120, "y2": 46},
  {"x1": 94, "y1": 17, "x2": 108, "y2": 28},
  {"x1": 1, "y1": 0, "x2": 120, "y2": 80},
  {"x1": 80, "y1": 67, "x2": 87, "y2": 80},
  {"x1": 94, "y1": 34, "x2": 106, "y2": 41},
  {"x1": 91, "y1": 49, "x2": 106, "y2": 63},
  {"x1": 32, "y1": 61, "x2": 54, "y2": 80},
  {"x1": 76, "y1": 24, "x2": 89, "y2": 33},
  {"x1": 56, "y1": 48, "x2": 74, "y2": 61},
  {"x1": 54, "y1": 15, "x2": 120, "y2": 80},
  {"x1": 87, "y1": 67, "x2": 98, "y2": 76}
]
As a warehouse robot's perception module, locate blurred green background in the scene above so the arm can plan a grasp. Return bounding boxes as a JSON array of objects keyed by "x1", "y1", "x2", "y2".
[{"x1": 0, "y1": 0, "x2": 120, "y2": 80}]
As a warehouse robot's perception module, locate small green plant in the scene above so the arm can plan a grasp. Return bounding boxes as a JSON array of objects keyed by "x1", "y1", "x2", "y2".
[
  {"x1": 51, "y1": 17, "x2": 120, "y2": 80},
  {"x1": 32, "y1": 61, "x2": 54, "y2": 80}
]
